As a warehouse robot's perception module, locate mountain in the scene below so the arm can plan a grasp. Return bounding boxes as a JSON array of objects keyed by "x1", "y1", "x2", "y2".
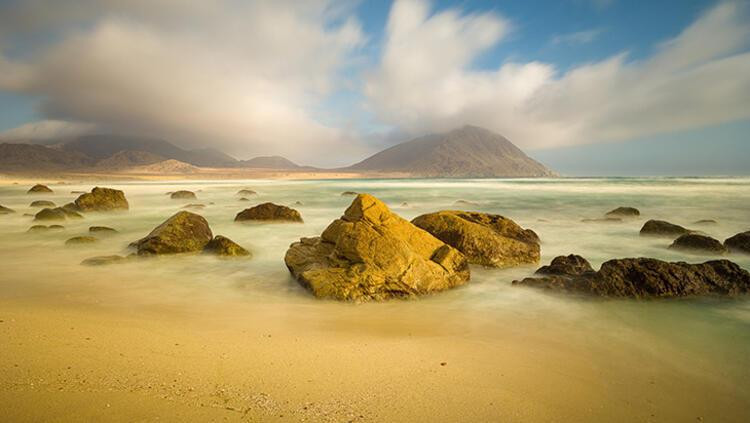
[
  {"x1": 60, "y1": 135, "x2": 238, "y2": 167},
  {"x1": 346, "y1": 125, "x2": 555, "y2": 177},
  {"x1": 95, "y1": 150, "x2": 165, "y2": 169},
  {"x1": 0, "y1": 143, "x2": 94, "y2": 170},
  {"x1": 239, "y1": 155, "x2": 301, "y2": 169},
  {"x1": 128, "y1": 159, "x2": 199, "y2": 174}
]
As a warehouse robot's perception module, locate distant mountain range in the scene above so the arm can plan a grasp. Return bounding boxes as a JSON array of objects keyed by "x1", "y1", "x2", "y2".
[
  {"x1": 0, "y1": 126, "x2": 555, "y2": 177},
  {"x1": 345, "y1": 125, "x2": 555, "y2": 177}
]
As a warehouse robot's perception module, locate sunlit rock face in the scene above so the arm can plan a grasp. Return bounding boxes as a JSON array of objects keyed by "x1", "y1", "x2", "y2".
[
  {"x1": 132, "y1": 211, "x2": 213, "y2": 255},
  {"x1": 285, "y1": 194, "x2": 470, "y2": 302},
  {"x1": 74, "y1": 187, "x2": 129, "y2": 212}
]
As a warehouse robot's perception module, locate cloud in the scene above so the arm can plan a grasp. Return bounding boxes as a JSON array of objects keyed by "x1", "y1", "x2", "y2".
[
  {"x1": 0, "y1": 119, "x2": 95, "y2": 142},
  {"x1": 366, "y1": 0, "x2": 750, "y2": 150},
  {"x1": 0, "y1": 0, "x2": 369, "y2": 166},
  {"x1": 551, "y1": 28, "x2": 603, "y2": 45}
]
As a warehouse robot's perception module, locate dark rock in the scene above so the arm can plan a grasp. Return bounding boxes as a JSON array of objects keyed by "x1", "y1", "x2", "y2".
[
  {"x1": 238, "y1": 197, "x2": 250, "y2": 202},
  {"x1": 412, "y1": 210, "x2": 540, "y2": 268},
  {"x1": 235, "y1": 203, "x2": 303, "y2": 223},
  {"x1": 203, "y1": 235, "x2": 251, "y2": 257},
  {"x1": 65, "y1": 236, "x2": 98, "y2": 245},
  {"x1": 34, "y1": 207, "x2": 67, "y2": 221},
  {"x1": 640, "y1": 220, "x2": 690, "y2": 237},
  {"x1": 724, "y1": 231, "x2": 750, "y2": 254},
  {"x1": 669, "y1": 234, "x2": 727, "y2": 254},
  {"x1": 30, "y1": 200, "x2": 56, "y2": 208},
  {"x1": 454, "y1": 200, "x2": 479, "y2": 207},
  {"x1": 182, "y1": 203, "x2": 205, "y2": 210},
  {"x1": 605, "y1": 207, "x2": 640, "y2": 217},
  {"x1": 341, "y1": 191, "x2": 358, "y2": 196},
  {"x1": 0, "y1": 205, "x2": 15, "y2": 214},
  {"x1": 536, "y1": 254, "x2": 594, "y2": 276},
  {"x1": 513, "y1": 256, "x2": 750, "y2": 298},
  {"x1": 132, "y1": 211, "x2": 213, "y2": 255},
  {"x1": 74, "y1": 187, "x2": 129, "y2": 212},
  {"x1": 81, "y1": 255, "x2": 132, "y2": 266},
  {"x1": 294, "y1": 201, "x2": 304, "y2": 206},
  {"x1": 581, "y1": 217, "x2": 622, "y2": 223},
  {"x1": 70, "y1": 191, "x2": 86, "y2": 194},
  {"x1": 89, "y1": 226, "x2": 118, "y2": 234},
  {"x1": 28, "y1": 184, "x2": 53, "y2": 194},
  {"x1": 170, "y1": 190, "x2": 196, "y2": 200},
  {"x1": 237, "y1": 189, "x2": 257, "y2": 196},
  {"x1": 49, "y1": 224, "x2": 65, "y2": 230},
  {"x1": 693, "y1": 219, "x2": 717, "y2": 225}
]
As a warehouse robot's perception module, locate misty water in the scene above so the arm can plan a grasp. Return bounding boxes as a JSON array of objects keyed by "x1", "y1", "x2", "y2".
[{"x1": 2, "y1": 177, "x2": 750, "y2": 415}]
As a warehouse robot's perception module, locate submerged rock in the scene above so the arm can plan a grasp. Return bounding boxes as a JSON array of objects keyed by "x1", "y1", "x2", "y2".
[
  {"x1": 34, "y1": 207, "x2": 67, "y2": 221},
  {"x1": 238, "y1": 197, "x2": 250, "y2": 202},
  {"x1": 65, "y1": 236, "x2": 98, "y2": 245},
  {"x1": 237, "y1": 189, "x2": 257, "y2": 196},
  {"x1": 341, "y1": 191, "x2": 358, "y2": 196},
  {"x1": 182, "y1": 203, "x2": 206, "y2": 210},
  {"x1": 581, "y1": 217, "x2": 622, "y2": 223},
  {"x1": 235, "y1": 203, "x2": 303, "y2": 223},
  {"x1": 81, "y1": 255, "x2": 132, "y2": 266},
  {"x1": 693, "y1": 219, "x2": 717, "y2": 225},
  {"x1": 0, "y1": 205, "x2": 15, "y2": 214},
  {"x1": 412, "y1": 210, "x2": 540, "y2": 268},
  {"x1": 74, "y1": 187, "x2": 129, "y2": 212},
  {"x1": 513, "y1": 256, "x2": 750, "y2": 298},
  {"x1": 28, "y1": 184, "x2": 53, "y2": 194},
  {"x1": 724, "y1": 231, "x2": 750, "y2": 254},
  {"x1": 30, "y1": 200, "x2": 56, "y2": 208},
  {"x1": 70, "y1": 191, "x2": 86, "y2": 194},
  {"x1": 89, "y1": 226, "x2": 118, "y2": 234},
  {"x1": 536, "y1": 254, "x2": 594, "y2": 276},
  {"x1": 203, "y1": 235, "x2": 251, "y2": 257},
  {"x1": 454, "y1": 200, "x2": 479, "y2": 207},
  {"x1": 605, "y1": 207, "x2": 640, "y2": 217},
  {"x1": 639, "y1": 220, "x2": 690, "y2": 237},
  {"x1": 669, "y1": 234, "x2": 727, "y2": 254},
  {"x1": 170, "y1": 190, "x2": 197, "y2": 200},
  {"x1": 132, "y1": 211, "x2": 213, "y2": 255},
  {"x1": 27, "y1": 224, "x2": 65, "y2": 233},
  {"x1": 284, "y1": 194, "x2": 470, "y2": 302}
]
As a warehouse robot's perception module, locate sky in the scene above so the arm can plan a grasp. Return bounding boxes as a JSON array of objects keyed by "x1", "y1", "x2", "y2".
[{"x1": 0, "y1": 0, "x2": 748, "y2": 174}]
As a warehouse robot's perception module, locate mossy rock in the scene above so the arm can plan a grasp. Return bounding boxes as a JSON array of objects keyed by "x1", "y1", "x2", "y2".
[
  {"x1": 203, "y1": 235, "x2": 251, "y2": 257},
  {"x1": 235, "y1": 203, "x2": 303, "y2": 223},
  {"x1": 132, "y1": 211, "x2": 213, "y2": 255},
  {"x1": 74, "y1": 187, "x2": 129, "y2": 212}
]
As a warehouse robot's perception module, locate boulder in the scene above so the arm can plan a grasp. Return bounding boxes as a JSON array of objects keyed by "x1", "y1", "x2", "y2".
[
  {"x1": 535, "y1": 254, "x2": 594, "y2": 276},
  {"x1": 235, "y1": 203, "x2": 303, "y2": 223},
  {"x1": 65, "y1": 236, "x2": 98, "y2": 246},
  {"x1": 513, "y1": 256, "x2": 750, "y2": 298},
  {"x1": 203, "y1": 235, "x2": 251, "y2": 257},
  {"x1": 237, "y1": 189, "x2": 257, "y2": 196},
  {"x1": 28, "y1": 184, "x2": 53, "y2": 194},
  {"x1": 30, "y1": 200, "x2": 56, "y2": 208},
  {"x1": 0, "y1": 205, "x2": 15, "y2": 214},
  {"x1": 605, "y1": 207, "x2": 640, "y2": 217},
  {"x1": 74, "y1": 187, "x2": 129, "y2": 212},
  {"x1": 724, "y1": 231, "x2": 750, "y2": 254},
  {"x1": 170, "y1": 190, "x2": 196, "y2": 200},
  {"x1": 341, "y1": 191, "x2": 358, "y2": 196},
  {"x1": 131, "y1": 211, "x2": 213, "y2": 255},
  {"x1": 640, "y1": 220, "x2": 690, "y2": 237},
  {"x1": 89, "y1": 226, "x2": 118, "y2": 234},
  {"x1": 34, "y1": 207, "x2": 67, "y2": 221},
  {"x1": 284, "y1": 194, "x2": 470, "y2": 302},
  {"x1": 411, "y1": 210, "x2": 540, "y2": 268},
  {"x1": 669, "y1": 234, "x2": 727, "y2": 254}
]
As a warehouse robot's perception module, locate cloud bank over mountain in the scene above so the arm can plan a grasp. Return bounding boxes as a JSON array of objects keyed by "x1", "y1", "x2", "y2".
[{"x1": 1, "y1": 0, "x2": 749, "y2": 166}]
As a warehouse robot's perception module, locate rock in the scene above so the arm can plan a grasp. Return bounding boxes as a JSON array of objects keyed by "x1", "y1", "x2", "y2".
[
  {"x1": 640, "y1": 220, "x2": 690, "y2": 237},
  {"x1": 454, "y1": 200, "x2": 479, "y2": 207},
  {"x1": 341, "y1": 191, "x2": 358, "y2": 196},
  {"x1": 238, "y1": 197, "x2": 250, "y2": 202},
  {"x1": 693, "y1": 219, "x2": 717, "y2": 225},
  {"x1": 182, "y1": 203, "x2": 205, "y2": 210},
  {"x1": 49, "y1": 224, "x2": 65, "y2": 230},
  {"x1": 581, "y1": 217, "x2": 622, "y2": 223},
  {"x1": 65, "y1": 236, "x2": 98, "y2": 245},
  {"x1": 28, "y1": 184, "x2": 53, "y2": 194},
  {"x1": 61, "y1": 202, "x2": 82, "y2": 213},
  {"x1": 34, "y1": 207, "x2": 67, "y2": 221},
  {"x1": 23, "y1": 213, "x2": 33, "y2": 217},
  {"x1": 535, "y1": 254, "x2": 594, "y2": 276},
  {"x1": 724, "y1": 231, "x2": 750, "y2": 254},
  {"x1": 170, "y1": 190, "x2": 196, "y2": 200},
  {"x1": 605, "y1": 207, "x2": 640, "y2": 217},
  {"x1": 294, "y1": 201, "x2": 304, "y2": 206},
  {"x1": 401, "y1": 202, "x2": 409, "y2": 207},
  {"x1": 89, "y1": 226, "x2": 117, "y2": 234},
  {"x1": 27, "y1": 225, "x2": 64, "y2": 233},
  {"x1": 669, "y1": 234, "x2": 727, "y2": 254},
  {"x1": 284, "y1": 194, "x2": 470, "y2": 302},
  {"x1": 74, "y1": 187, "x2": 129, "y2": 212},
  {"x1": 132, "y1": 211, "x2": 213, "y2": 255},
  {"x1": 235, "y1": 203, "x2": 303, "y2": 223},
  {"x1": 513, "y1": 256, "x2": 750, "y2": 298},
  {"x1": 30, "y1": 200, "x2": 56, "y2": 208},
  {"x1": 81, "y1": 255, "x2": 131, "y2": 266},
  {"x1": 71, "y1": 191, "x2": 86, "y2": 194},
  {"x1": 237, "y1": 189, "x2": 257, "y2": 196},
  {"x1": 0, "y1": 205, "x2": 15, "y2": 214},
  {"x1": 412, "y1": 211, "x2": 540, "y2": 268},
  {"x1": 203, "y1": 235, "x2": 251, "y2": 257}
]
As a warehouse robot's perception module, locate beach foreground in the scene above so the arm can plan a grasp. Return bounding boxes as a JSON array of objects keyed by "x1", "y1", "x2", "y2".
[{"x1": 1, "y1": 177, "x2": 749, "y2": 422}]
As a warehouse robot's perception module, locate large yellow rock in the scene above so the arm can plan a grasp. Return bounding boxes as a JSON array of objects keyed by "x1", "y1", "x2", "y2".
[
  {"x1": 284, "y1": 194, "x2": 470, "y2": 302},
  {"x1": 412, "y1": 211, "x2": 540, "y2": 268}
]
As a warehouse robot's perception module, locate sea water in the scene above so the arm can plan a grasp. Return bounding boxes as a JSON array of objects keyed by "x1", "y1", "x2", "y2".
[{"x1": 1, "y1": 177, "x2": 749, "y2": 416}]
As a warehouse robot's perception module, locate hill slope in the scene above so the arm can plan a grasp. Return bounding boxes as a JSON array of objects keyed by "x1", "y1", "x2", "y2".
[
  {"x1": 239, "y1": 155, "x2": 301, "y2": 169},
  {"x1": 347, "y1": 126, "x2": 555, "y2": 177},
  {"x1": 0, "y1": 143, "x2": 94, "y2": 170}
]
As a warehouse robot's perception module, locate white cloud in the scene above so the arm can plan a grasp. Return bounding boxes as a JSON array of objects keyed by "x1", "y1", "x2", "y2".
[
  {"x1": 366, "y1": 0, "x2": 750, "y2": 150},
  {"x1": 551, "y1": 28, "x2": 603, "y2": 45},
  {"x1": 0, "y1": 0, "x2": 368, "y2": 165}
]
